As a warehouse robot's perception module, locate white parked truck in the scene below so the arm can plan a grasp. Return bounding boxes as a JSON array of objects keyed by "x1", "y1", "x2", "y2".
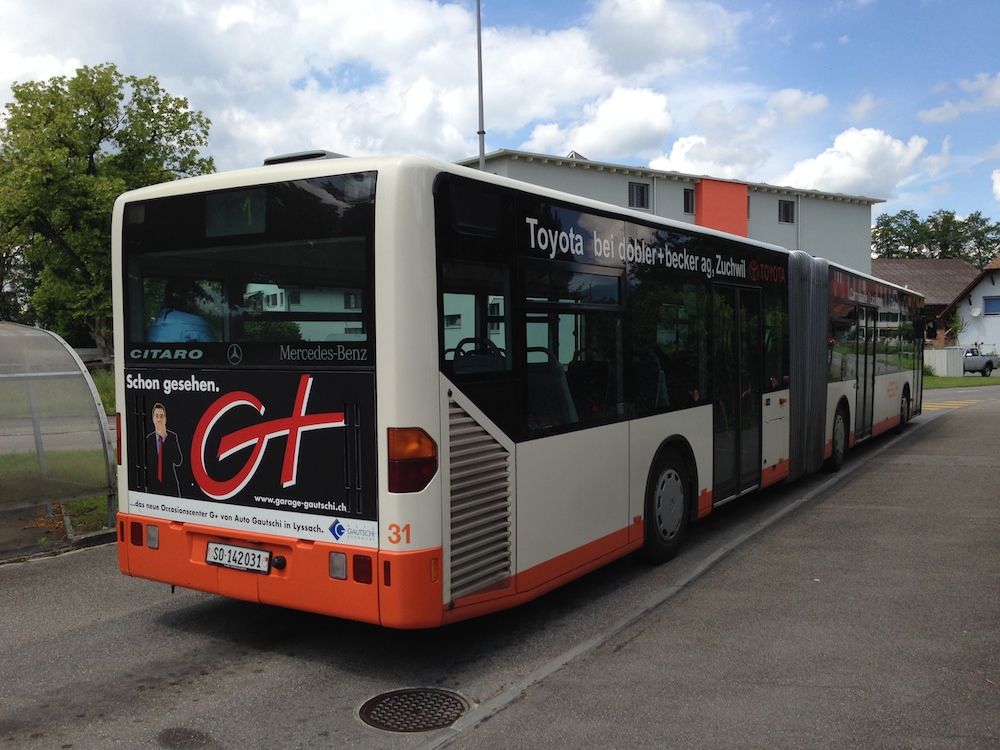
[{"x1": 950, "y1": 346, "x2": 997, "y2": 376}]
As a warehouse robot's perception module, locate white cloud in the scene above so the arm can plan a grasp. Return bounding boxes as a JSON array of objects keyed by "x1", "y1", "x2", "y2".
[
  {"x1": 651, "y1": 135, "x2": 726, "y2": 176},
  {"x1": 993, "y1": 169, "x2": 1000, "y2": 203},
  {"x1": 0, "y1": 0, "x2": 990, "y2": 222},
  {"x1": 847, "y1": 91, "x2": 878, "y2": 121},
  {"x1": 215, "y1": 4, "x2": 256, "y2": 32},
  {"x1": 0, "y1": 51, "x2": 82, "y2": 98},
  {"x1": 918, "y1": 71, "x2": 1000, "y2": 123},
  {"x1": 0, "y1": 0, "x2": 496, "y2": 166},
  {"x1": 775, "y1": 128, "x2": 927, "y2": 199},
  {"x1": 588, "y1": 0, "x2": 747, "y2": 77},
  {"x1": 479, "y1": 27, "x2": 612, "y2": 133},
  {"x1": 649, "y1": 88, "x2": 827, "y2": 178},
  {"x1": 200, "y1": 3, "x2": 615, "y2": 163},
  {"x1": 920, "y1": 136, "x2": 951, "y2": 178},
  {"x1": 0, "y1": 0, "x2": 752, "y2": 172},
  {"x1": 761, "y1": 88, "x2": 828, "y2": 125},
  {"x1": 522, "y1": 87, "x2": 673, "y2": 160}
]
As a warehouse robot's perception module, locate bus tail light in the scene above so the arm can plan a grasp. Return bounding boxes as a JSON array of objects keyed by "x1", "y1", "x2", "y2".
[
  {"x1": 354, "y1": 554, "x2": 373, "y2": 584},
  {"x1": 387, "y1": 428, "x2": 437, "y2": 493},
  {"x1": 115, "y1": 412, "x2": 122, "y2": 465},
  {"x1": 128, "y1": 521, "x2": 160, "y2": 549}
]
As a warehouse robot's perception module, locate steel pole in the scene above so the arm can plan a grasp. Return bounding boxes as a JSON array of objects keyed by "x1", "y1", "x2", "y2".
[{"x1": 477, "y1": 0, "x2": 486, "y2": 170}]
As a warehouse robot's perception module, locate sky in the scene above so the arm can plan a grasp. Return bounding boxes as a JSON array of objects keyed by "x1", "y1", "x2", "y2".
[{"x1": 2, "y1": 0, "x2": 999, "y2": 222}]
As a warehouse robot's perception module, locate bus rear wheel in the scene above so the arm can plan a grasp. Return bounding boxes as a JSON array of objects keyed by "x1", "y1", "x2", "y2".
[
  {"x1": 640, "y1": 450, "x2": 690, "y2": 564},
  {"x1": 892, "y1": 390, "x2": 910, "y2": 435},
  {"x1": 825, "y1": 405, "x2": 848, "y2": 472}
]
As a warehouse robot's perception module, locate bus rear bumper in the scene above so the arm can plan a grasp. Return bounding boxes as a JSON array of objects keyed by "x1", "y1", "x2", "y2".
[{"x1": 117, "y1": 513, "x2": 444, "y2": 626}]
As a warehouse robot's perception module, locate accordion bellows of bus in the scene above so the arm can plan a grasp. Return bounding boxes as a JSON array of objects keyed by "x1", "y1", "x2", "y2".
[{"x1": 111, "y1": 153, "x2": 924, "y2": 628}]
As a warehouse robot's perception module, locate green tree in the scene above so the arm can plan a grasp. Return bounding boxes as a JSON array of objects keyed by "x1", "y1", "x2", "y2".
[
  {"x1": 0, "y1": 63, "x2": 214, "y2": 353},
  {"x1": 0, "y1": 241, "x2": 32, "y2": 322},
  {"x1": 962, "y1": 211, "x2": 1000, "y2": 270},
  {"x1": 871, "y1": 208, "x2": 1000, "y2": 270},
  {"x1": 923, "y1": 209, "x2": 966, "y2": 260},
  {"x1": 871, "y1": 209, "x2": 926, "y2": 259}
]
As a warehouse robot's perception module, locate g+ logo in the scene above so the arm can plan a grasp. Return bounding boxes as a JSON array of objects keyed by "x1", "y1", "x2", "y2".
[{"x1": 191, "y1": 374, "x2": 345, "y2": 500}]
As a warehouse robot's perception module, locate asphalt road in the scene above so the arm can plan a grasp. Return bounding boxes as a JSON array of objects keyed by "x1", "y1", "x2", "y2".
[{"x1": 1, "y1": 389, "x2": 998, "y2": 749}]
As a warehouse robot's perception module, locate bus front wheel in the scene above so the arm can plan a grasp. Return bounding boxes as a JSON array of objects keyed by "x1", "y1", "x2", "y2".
[{"x1": 640, "y1": 450, "x2": 690, "y2": 564}]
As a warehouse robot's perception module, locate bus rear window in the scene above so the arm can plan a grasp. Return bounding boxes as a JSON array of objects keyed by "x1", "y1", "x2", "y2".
[{"x1": 123, "y1": 174, "x2": 375, "y2": 365}]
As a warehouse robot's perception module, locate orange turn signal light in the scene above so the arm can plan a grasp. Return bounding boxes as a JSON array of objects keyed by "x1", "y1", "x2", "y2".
[{"x1": 387, "y1": 427, "x2": 438, "y2": 493}]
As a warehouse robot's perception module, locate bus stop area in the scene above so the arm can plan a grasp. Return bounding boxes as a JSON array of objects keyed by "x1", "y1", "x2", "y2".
[
  {"x1": 435, "y1": 397, "x2": 1000, "y2": 749},
  {"x1": 0, "y1": 322, "x2": 115, "y2": 561}
]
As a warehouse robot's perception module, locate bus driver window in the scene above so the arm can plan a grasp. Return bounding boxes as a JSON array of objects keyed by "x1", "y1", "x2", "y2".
[{"x1": 146, "y1": 278, "x2": 217, "y2": 343}]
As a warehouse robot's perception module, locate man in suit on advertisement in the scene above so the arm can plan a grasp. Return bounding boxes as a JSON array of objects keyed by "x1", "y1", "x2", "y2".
[{"x1": 145, "y1": 402, "x2": 183, "y2": 496}]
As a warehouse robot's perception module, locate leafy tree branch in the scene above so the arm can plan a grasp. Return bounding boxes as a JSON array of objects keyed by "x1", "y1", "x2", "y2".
[{"x1": 0, "y1": 63, "x2": 215, "y2": 354}]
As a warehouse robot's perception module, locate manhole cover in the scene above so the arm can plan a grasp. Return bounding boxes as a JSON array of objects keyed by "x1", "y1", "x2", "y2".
[{"x1": 359, "y1": 688, "x2": 469, "y2": 732}]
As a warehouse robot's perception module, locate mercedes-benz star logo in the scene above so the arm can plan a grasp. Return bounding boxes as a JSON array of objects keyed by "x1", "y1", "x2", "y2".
[{"x1": 227, "y1": 343, "x2": 243, "y2": 365}]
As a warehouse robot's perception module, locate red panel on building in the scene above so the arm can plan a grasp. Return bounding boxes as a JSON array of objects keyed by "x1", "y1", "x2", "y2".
[{"x1": 695, "y1": 179, "x2": 748, "y2": 237}]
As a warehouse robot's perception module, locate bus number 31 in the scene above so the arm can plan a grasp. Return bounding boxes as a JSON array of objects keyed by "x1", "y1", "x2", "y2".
[{"x1": 387, "y1": 524, "x2": 411, "y2": 544}]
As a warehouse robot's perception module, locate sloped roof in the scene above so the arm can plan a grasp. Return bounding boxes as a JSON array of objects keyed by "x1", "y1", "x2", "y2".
[
  {"x1": 937, "y1": 254, "x2": 1000, "y2": 320},
  {"x1": 871, "y1": 258, "x2": 979, "y2": 306}
]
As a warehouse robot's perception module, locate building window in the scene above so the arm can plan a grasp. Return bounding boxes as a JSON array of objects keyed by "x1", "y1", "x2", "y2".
[
  {"x1": 444, "y1": 314, "x2": 462, "y2": 329},
  {"x1": 683, "y1": 188, "x2": 695, "y2": 215},
  {"x1": 778, "y1": 199, "x2": 795, "y2": 224},
  {"x1": 628, "y1": 182, "x2": 650, "y2": 210},
  {"x1": 984, "y1": 297, "x2": 1000, "y2": 315},
  {"x1": 344, "y1": 291, "x2": 362, "y2": 310}
]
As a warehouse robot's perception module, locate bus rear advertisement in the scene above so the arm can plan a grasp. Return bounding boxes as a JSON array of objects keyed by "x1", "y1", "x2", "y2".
[{"x1": 112, "y1": 154, "x2": 923, "y2": 628}]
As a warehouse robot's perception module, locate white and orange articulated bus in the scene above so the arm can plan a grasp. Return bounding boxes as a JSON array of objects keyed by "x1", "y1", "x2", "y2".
[{"x1": 112, "y1": 153, "x2": 923, "y2": 628}]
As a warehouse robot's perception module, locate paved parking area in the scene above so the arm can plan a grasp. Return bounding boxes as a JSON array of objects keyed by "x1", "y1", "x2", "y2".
[{"x1": 434, "y1": 399, "x2": 1000, "y2": 749}]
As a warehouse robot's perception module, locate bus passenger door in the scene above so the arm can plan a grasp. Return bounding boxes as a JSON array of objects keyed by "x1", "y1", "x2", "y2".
[
  {"x1": 712, "y1": 285, "x2": 762, "y2": 504},
  {"x1": 856, "y1": 305, "x2": 876, "y2": 440}
]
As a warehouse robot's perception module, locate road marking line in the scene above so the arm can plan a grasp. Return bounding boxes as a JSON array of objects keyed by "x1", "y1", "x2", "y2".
[{"x1": 922, "y1": 399, "x2": 983, "y2": 410}]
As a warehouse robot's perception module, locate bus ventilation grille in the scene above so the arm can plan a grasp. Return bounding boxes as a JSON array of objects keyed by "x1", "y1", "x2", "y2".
[{"x1": 448, "y1": 400, "x2": 512, "y2": 601}]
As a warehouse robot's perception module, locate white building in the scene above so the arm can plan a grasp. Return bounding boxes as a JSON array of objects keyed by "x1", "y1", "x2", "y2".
[
  {"x1": 459, "y1": 149, "x2": 881, "y2": 274},
  {"x1": 938, "y1": 255, "x2": 1000, "y2": 353}
]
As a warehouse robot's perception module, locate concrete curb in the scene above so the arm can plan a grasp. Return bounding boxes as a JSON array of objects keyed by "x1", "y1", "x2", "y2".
[{"x1": 62, "y1": 505, "x2": 117, "y2": 549}]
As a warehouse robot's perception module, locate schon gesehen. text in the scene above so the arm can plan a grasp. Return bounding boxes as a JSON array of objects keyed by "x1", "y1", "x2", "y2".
[{"x1": 126, "y1": 373, "x2": 220, "y2": 395}]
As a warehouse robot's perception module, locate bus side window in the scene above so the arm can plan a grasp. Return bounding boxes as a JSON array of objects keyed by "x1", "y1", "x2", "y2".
[
  {"x1": 829, "y1": 307, "x2": 856, "y2": 382},
  {"x1": 763, "y1": 287, "x2": 790, "y2": 391},
  {"x1": 525, "y1": 307, "x2": 622, "y2": 431},
  {"x1": 441, "y1": 287, "x2": 509, "y2": 375},
  {"x1": 525, "y1": 346, "x2": 578, "y2": 430},
  {"x1": 628, "y1": 279, "x2": 709, "y2": 414}
]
